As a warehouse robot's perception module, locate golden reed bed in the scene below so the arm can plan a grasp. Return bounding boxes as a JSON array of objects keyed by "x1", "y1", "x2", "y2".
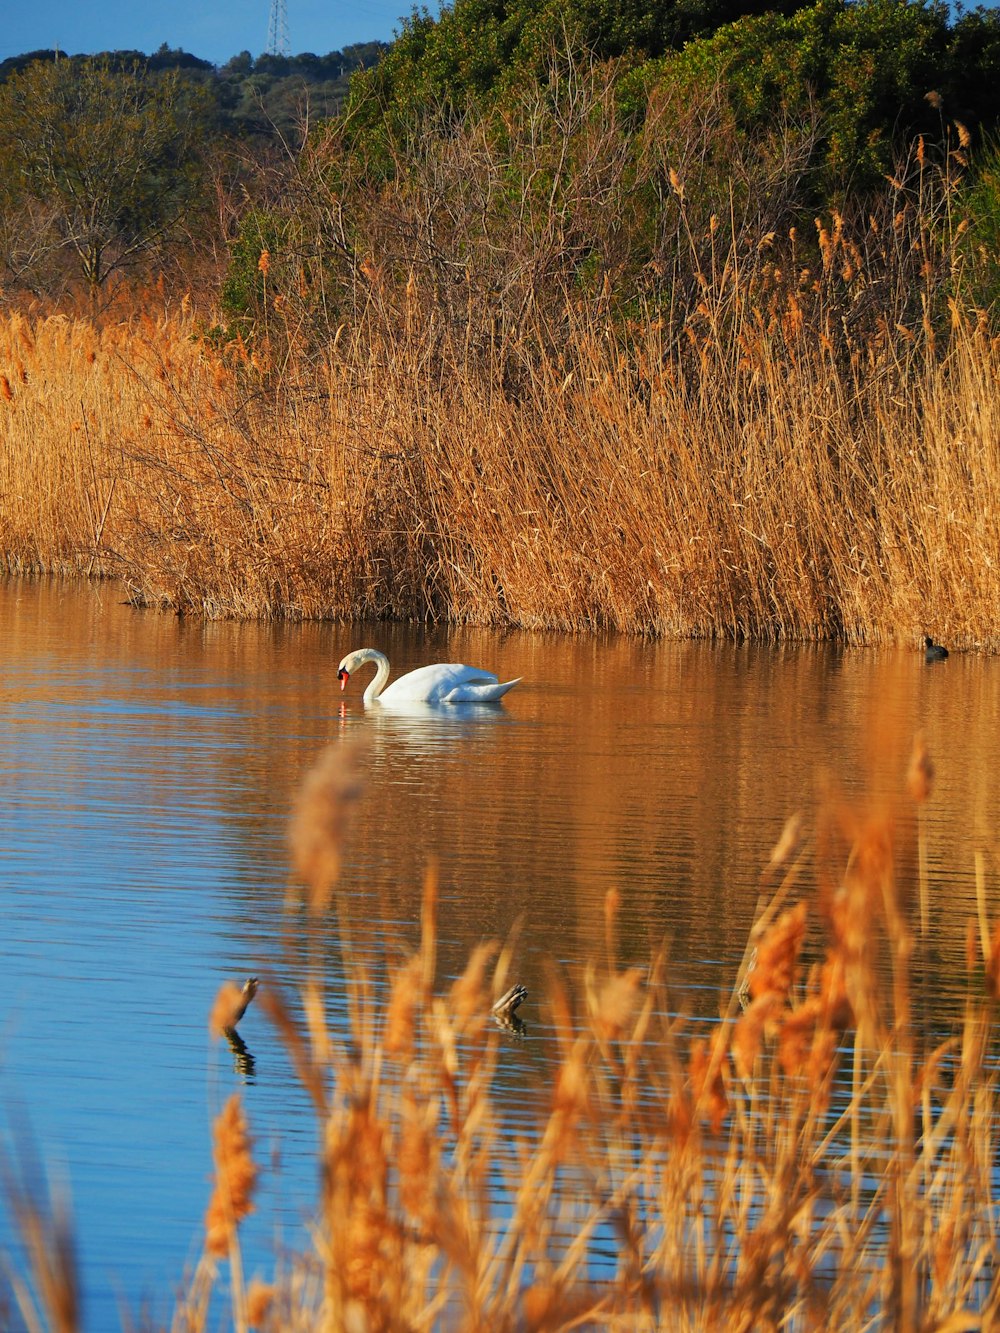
[
  {"x1": 2, "y1": 292, "x2": 1000, "y2": 645},
  {"x1": 5, "y1": 734, "x2": 1000, "y2": 1331}
]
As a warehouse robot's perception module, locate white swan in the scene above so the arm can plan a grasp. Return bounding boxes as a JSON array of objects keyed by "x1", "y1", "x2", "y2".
[{"x1": 337, "y1": 647, "x2": 521, "y2": 705}]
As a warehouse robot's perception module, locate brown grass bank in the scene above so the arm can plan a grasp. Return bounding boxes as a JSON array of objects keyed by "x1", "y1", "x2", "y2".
[{"x1": 1, "y1": 297, "x2": 999, "y2": 644}]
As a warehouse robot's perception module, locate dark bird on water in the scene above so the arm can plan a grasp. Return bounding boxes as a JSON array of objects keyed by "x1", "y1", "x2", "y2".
[{"x1": 924, "y1": 636, "x2": 949, "y2": 662}]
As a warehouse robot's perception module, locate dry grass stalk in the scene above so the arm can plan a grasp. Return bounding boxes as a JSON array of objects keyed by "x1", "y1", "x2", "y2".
[
  {"x1": 0, "y1": 1148, "x2": 78, "y2": 1333},
  {"x1": 256, "y1": 981, "x2": 329, "y2": 1116},
  {"x1": 288, "y1": 744, "x2": 363, "y2": 914},
  {"x1": 907, "y1": 731, "x2": 935, "y2": 805},
  {"x1": 384, "y1": 954, "x2": 425, "y2": 1060},
  {"x1": 589, "y1": 965, "x2": 644, "y2": 1044},
  {"x1": 908, "y1": 731, "x2": 935, "y2": 934},
  {"x1": 245, "y1": 1277, "x2": 274, "y2": 1329},
  {"x1": 747, "y1": 901, "x2": 808, "y2": 1004},
  {"x1": 203, "y1": 1094, "x2": 259, "y2": 1260}
]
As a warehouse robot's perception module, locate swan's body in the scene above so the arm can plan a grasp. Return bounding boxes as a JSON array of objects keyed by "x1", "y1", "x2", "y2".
[
  {"x1": 924, "y1": 635, "x2": 949, "y2": 662},
  {"x1": 337, "y1": 647, "x2": 520, "y2": 705}
]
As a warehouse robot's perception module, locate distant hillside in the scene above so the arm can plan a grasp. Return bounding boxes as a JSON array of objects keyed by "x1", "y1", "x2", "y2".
[{"x1": 0, "y1": 42, "x2": 390, "y2": 138}]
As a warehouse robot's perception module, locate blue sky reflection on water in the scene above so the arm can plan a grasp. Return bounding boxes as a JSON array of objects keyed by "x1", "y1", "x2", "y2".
[{"x1": 0, "y1": 605, "x2": 308, "y2": 1324}]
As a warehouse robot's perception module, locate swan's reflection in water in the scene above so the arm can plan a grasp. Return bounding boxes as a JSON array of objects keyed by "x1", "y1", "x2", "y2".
[{"x1": 357, "y1": 699, "x2": 515, "y2": 758}]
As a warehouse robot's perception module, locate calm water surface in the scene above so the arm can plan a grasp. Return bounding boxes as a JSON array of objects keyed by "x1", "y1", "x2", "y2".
[{"x1": 2, "y1": 578, "x2": 1000, "y2": 1326}]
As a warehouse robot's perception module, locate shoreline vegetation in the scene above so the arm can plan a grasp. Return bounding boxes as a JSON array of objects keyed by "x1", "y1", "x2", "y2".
[
  {"x1": 5, "y1": 158, "x2": 1000, "y2": 653},
  {"x1": 2, "y1": 265, "x2": 999, "y2": 645},
  {"x1": 6, "y1": 737, "x2": 1000, "y2": 1329}
]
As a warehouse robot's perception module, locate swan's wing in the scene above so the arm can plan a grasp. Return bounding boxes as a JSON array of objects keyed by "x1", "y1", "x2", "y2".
[
  {"x1": 440, "y1": 676, "x2": 521, "y2": 702},
  {"x1": 378, "y1": 663, "x2": 520, "y2": 704},
  {"x1": 377, "y1": 663, "x2": 489, "y2": 704}
]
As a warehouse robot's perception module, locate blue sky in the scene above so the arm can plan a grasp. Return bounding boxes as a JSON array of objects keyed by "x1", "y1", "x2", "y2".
[{"x1": 1, "y1": 0, "x2": 423, "y2": 67}]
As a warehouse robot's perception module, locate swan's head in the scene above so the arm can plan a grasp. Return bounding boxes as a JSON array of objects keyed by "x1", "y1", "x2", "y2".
[
  {"x1": 336, "y1": 651, "x2": 356, "y2": 690},
  {"x1": 337, "y1": 649, "x2": 385, "y2": 697}
]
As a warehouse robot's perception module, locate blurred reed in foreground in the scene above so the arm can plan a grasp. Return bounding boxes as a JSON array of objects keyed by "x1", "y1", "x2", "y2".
[{"x1": 5, "y1": 735, "x2": 1000, "y2": 1331}]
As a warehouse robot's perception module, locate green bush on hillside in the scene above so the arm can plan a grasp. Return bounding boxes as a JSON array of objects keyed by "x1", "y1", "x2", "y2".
[{"x1": 339, "y1": 0, "x2": 1000, "y2": 203}]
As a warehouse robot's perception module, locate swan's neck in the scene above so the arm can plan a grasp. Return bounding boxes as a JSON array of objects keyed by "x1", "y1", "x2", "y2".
[{"x1": 363, "y1": 651, "x2": 391, "y2": 704}]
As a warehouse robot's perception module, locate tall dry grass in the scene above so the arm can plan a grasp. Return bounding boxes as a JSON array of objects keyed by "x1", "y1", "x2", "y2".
[
  {"x1": 1, "y1": 243, "x2": 999, "y2": 642},
  {"x1": 5, "y1": 733, "x2": 1000, "y2": 1330}
]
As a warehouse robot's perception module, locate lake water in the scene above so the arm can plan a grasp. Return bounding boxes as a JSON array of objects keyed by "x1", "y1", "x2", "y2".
[{"x1": 2, "y1": 577, "x2": 999, "y2": 1327}]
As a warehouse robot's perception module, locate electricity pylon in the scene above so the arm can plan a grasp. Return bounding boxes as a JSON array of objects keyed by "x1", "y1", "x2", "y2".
[{"x1": 266, "y1": 0, "x2": 290, "y2": 57}]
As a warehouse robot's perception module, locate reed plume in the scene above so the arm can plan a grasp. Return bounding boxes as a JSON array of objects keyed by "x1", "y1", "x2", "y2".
[
  {"x1": 288, "y1": 744, "x2": 363, "y2": 914},
  {"x1": 245, "y1": 1277, "x2": 274, "y2": 1330},
  {"x1": 203, "y1": 1094, "x2": 259, "y2": 1260}
]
